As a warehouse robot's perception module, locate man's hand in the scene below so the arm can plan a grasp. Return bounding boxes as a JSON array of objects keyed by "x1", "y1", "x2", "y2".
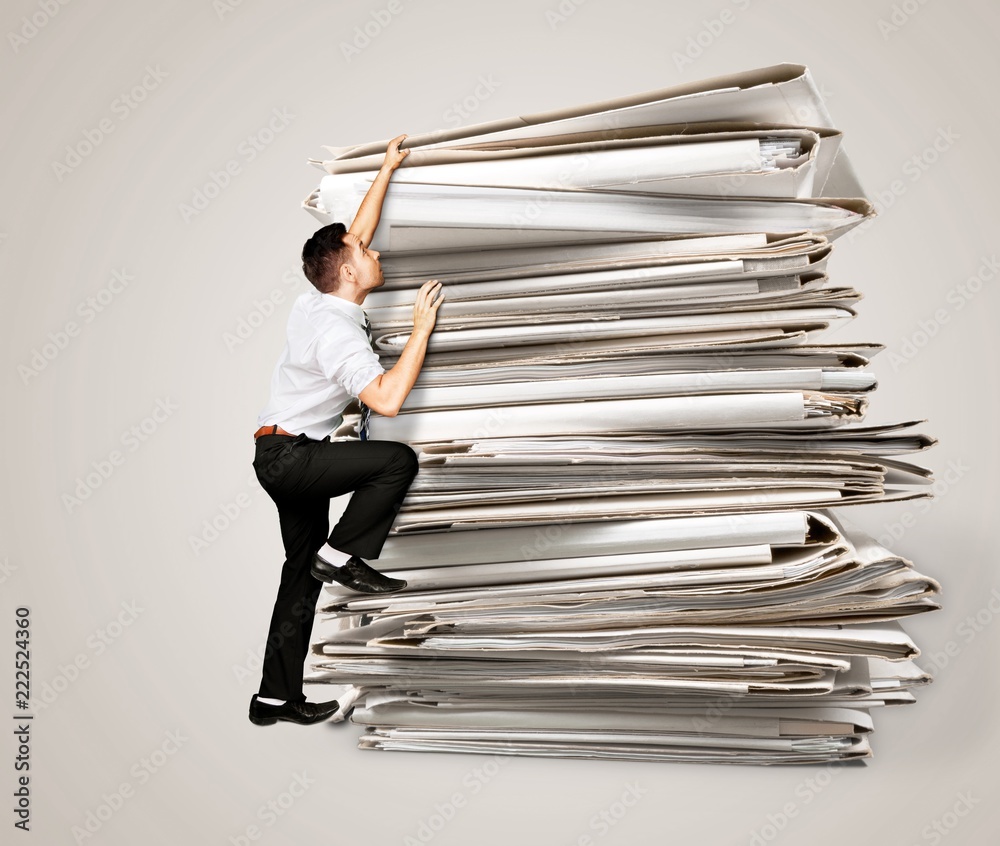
[
  {"x1": 411, "y1": 279, "x2": 444, "y2": 338},
  {"x1": 381, "y1": 134, "x2": 409, "y2": 173}
]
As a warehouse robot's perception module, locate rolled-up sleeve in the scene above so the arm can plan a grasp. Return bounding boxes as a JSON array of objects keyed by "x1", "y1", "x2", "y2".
[{"x1": 316, "y1": 322, "x2": 385, "y2": 398}]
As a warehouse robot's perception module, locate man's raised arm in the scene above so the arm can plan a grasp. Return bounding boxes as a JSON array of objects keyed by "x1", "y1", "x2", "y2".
[{"x1": 348, "y1": 134, "x2": 409, "y2": 248}]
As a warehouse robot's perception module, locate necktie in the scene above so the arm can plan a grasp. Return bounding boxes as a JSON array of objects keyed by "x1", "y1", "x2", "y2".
[{"x1": 358, "y1": 315, "x2": 374, "y2": 441}]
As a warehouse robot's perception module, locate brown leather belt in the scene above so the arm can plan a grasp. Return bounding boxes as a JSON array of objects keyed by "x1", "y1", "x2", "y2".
[{"x1": 254, "y1": 424, "x2": 297, "y2": 439}]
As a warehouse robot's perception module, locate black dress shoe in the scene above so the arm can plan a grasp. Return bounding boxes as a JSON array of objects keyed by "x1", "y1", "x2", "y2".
[
  {"x1": 248, "y1": 694, "x2": 340, "y2": 726},
  {"x1": 310, "y1": 555, "x2": 407, "y2": 594}
]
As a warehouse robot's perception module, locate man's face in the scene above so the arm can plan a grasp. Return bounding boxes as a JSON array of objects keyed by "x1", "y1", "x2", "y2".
[{"x1": 343, "y1": 233, "x2": 383, "y2": 289}]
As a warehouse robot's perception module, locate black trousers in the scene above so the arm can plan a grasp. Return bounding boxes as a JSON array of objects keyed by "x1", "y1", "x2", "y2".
[{"x1": 252, "y1": 433, "x2": 418, "y2": 701}]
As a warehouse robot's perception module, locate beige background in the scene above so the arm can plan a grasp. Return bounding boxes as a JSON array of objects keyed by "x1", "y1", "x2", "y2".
[{"x1": 2, "y1": 0, "x2": 998, "y2": 843}]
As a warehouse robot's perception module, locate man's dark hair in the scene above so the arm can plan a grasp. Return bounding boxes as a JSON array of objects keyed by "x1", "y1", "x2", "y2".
[{"x1": 302, "y1": 223, "x2": 351, "y2": 293}]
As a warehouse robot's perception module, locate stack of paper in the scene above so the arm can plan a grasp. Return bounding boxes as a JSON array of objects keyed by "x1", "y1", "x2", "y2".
[{"x1": 302, "y1": 64, "x2": 938, "y2": 764}]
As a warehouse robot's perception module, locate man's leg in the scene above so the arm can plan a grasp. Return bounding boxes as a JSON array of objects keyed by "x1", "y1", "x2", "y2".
[
  {"x1": 258, "y1": 495, "x2": 328, "y2": 702},
  {"x1": 275, "y1": 437, "x2": 418, "y2": 560},
  {"x1": 253, "y1": 435, "x2": 418, "y2": 701},
  {"x1": 320, "y1": 440, "x2": 419, "y2": 559}
]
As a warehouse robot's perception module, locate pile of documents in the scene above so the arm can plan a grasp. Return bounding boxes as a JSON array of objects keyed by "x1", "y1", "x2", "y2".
[{"x1": 302, "y1": 64, "x2": 939, "y2": 764}]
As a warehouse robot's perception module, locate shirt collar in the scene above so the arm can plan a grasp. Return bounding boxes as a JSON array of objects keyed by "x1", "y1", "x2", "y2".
[{"x1": 319, "y1": 291, "x2": 367, "y2": 327}]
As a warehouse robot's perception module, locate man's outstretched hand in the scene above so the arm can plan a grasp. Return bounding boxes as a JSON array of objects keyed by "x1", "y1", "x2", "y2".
[
  {"x1": 381, "y1": 134, "x2": 410, "y2": 172},
  {"x1": 412, "y1": 279, "x2": 444, "y2": 338}
]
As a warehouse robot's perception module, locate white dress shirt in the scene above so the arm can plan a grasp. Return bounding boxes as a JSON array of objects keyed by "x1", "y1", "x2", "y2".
[{"x1": 257, "y1": 290, "x2": 385, "y2": 439}]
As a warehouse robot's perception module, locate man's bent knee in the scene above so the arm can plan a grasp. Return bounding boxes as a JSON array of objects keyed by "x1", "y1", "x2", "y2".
[{"x1": 389, "y1": 442, "x2": 419, "y2": 477}]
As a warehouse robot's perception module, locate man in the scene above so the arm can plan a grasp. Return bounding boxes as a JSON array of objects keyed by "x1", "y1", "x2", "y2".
[{"x1": 249, "y1": 135, "x2": 444, "y2": 726}]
